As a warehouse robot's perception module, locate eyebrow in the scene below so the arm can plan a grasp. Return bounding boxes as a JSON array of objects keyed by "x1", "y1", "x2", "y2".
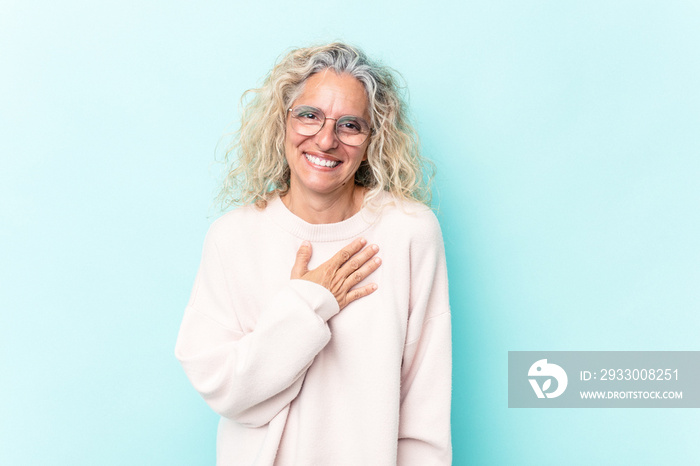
[{"x1": 295, "y1": 104, "x2": 369, "y2": 120}]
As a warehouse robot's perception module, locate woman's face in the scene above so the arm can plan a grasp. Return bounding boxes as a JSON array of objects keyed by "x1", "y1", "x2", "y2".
[{"x1": 284, "y1": 70, "x2": 370, "y2": 201}]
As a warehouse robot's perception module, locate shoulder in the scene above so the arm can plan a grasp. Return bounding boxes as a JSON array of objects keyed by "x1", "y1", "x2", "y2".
[
  {"x1": 372, "y1": 192, "x2": 443, "y2": 244},
  {"x1": 206, "y1": 203, "x2": 267, "y2": 244}
]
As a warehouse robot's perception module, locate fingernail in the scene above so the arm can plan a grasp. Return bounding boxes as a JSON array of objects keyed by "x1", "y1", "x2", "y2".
[
  {"x1": 302, "y1": 241, "x2": 310, "y2": 247},
  {"x1": 372, "y1": 244, "x2": 379, "y2": 252},
  {"x1": 372, "y1": 284, "x2": 378, "y2": 290},
  {"x1": 374, "y1": 257, "x2": 381, "y2": 264},
  {"x1": 359, "y1": 238, "x2": 367, "y2": 245}
]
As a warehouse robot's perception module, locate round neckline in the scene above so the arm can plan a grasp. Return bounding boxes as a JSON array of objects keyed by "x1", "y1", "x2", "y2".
[{"x1": 264, "y1": 193, "x2": 384, "y2": 242}]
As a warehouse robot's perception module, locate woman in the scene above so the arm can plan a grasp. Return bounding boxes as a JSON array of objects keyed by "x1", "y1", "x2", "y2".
[{"x1": 175, "y1": 42, "x2": 452, "y2": 465}]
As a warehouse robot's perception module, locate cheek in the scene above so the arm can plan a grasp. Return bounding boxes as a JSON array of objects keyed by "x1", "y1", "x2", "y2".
[
  {"x1": 358, "y1": 146, "x2": 369, "y2": 162},
  {"x1": 284, "y1": 126, "x2": 308, "y2": 153}
]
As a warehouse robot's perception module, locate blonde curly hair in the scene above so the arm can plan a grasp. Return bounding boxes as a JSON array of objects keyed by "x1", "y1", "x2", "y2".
[{"x1": 217, "y1": 42, "x2": 433, "y2": 210}]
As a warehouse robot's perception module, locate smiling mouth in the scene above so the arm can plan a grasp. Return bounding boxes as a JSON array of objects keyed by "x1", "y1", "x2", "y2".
[{"x1": 304, "y1": 153, "x2": 341, "y2": 168}]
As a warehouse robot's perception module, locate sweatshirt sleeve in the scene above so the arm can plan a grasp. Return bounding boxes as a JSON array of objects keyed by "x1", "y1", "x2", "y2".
[
  {"x1": 397, "y1": 212, "x2": 452, "y2": 465},
  {"x1": 174, "y1": 227, "x2": 340, "y2": 428}
]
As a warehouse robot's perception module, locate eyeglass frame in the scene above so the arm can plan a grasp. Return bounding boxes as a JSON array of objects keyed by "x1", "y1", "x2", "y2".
[{"x1": 286, "y1": 106, "x2": 373, "y2": 147}]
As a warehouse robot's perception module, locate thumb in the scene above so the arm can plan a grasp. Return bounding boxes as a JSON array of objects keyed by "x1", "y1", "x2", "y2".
[{"x1": 291, "y1": 241, "x2": 312, "y2": 279}]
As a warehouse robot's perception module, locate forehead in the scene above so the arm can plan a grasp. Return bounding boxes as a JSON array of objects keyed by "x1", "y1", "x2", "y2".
[{"x1": 295, "y1": 70, "x2": 369, "y2": 118}]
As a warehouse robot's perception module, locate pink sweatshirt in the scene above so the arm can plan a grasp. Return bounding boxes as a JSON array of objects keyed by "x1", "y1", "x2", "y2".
[{"x1": 175, "y1": 193, "x2": 452, "y2": 465}]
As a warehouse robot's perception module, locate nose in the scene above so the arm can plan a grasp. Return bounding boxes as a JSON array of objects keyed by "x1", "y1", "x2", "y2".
[{"x1": 314, "y1": 117, "x2": 340, "y2": 151}]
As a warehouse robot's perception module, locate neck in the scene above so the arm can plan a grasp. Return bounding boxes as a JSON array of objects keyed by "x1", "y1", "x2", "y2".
[{"x1": 282, "y1": 184, "x2": 365, "y2": 224}]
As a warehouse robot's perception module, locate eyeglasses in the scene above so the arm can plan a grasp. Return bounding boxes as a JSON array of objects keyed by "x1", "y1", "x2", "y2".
[{"x1": 287, "y1": 105, "x2": 372, "y2": 146}]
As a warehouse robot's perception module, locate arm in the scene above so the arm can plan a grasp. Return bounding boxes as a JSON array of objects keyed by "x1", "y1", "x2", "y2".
[
  {"x1": 175, "y1": 228, "x2": 381, "y2": 428},
  {"x1": 175, "y1": 229, "x2": 336, "y2": 428},
  {"x1": 398, "y1": 213, "x2": 452, "y2": 465}
]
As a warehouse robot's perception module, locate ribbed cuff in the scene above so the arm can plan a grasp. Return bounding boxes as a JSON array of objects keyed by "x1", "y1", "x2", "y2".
[{"x1": 289, "y1": 279, "x2": 340, "y2": 322}]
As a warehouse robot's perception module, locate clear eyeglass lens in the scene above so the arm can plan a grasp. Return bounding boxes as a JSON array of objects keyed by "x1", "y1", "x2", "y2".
[
  {"x1": 290, "y1": 106, "x2": 370, "y2": 146},
  {"x1": 292, "y1": 106, "x2": 324, "y2": 132}
]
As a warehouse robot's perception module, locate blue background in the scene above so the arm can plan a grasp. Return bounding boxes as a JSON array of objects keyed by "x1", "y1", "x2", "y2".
[{"x1": 2, "y1": 1, "x2": 699, "y2": 464}]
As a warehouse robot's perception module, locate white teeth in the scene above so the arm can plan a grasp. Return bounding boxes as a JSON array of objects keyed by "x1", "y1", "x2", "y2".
[{"x1": 305, "y1": 153, "x2": 340, "y2": 168}]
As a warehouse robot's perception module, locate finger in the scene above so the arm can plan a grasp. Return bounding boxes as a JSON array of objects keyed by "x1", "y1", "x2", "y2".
[
  {"x1": 337, "y1": 243, "x2": 379, "y2": 279},
  {"x1": 342, "y1": 283, "x2": 379, "y2": 308},
  {"x1": 291, "y1": 241, "x2": 312, "y2": 279},
  {"x1": 344, "y1": 256, "x2": 382, "y2": 288},
  {"x1": 330, "y1": 237, "x2": 367, "y2": 270}
]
